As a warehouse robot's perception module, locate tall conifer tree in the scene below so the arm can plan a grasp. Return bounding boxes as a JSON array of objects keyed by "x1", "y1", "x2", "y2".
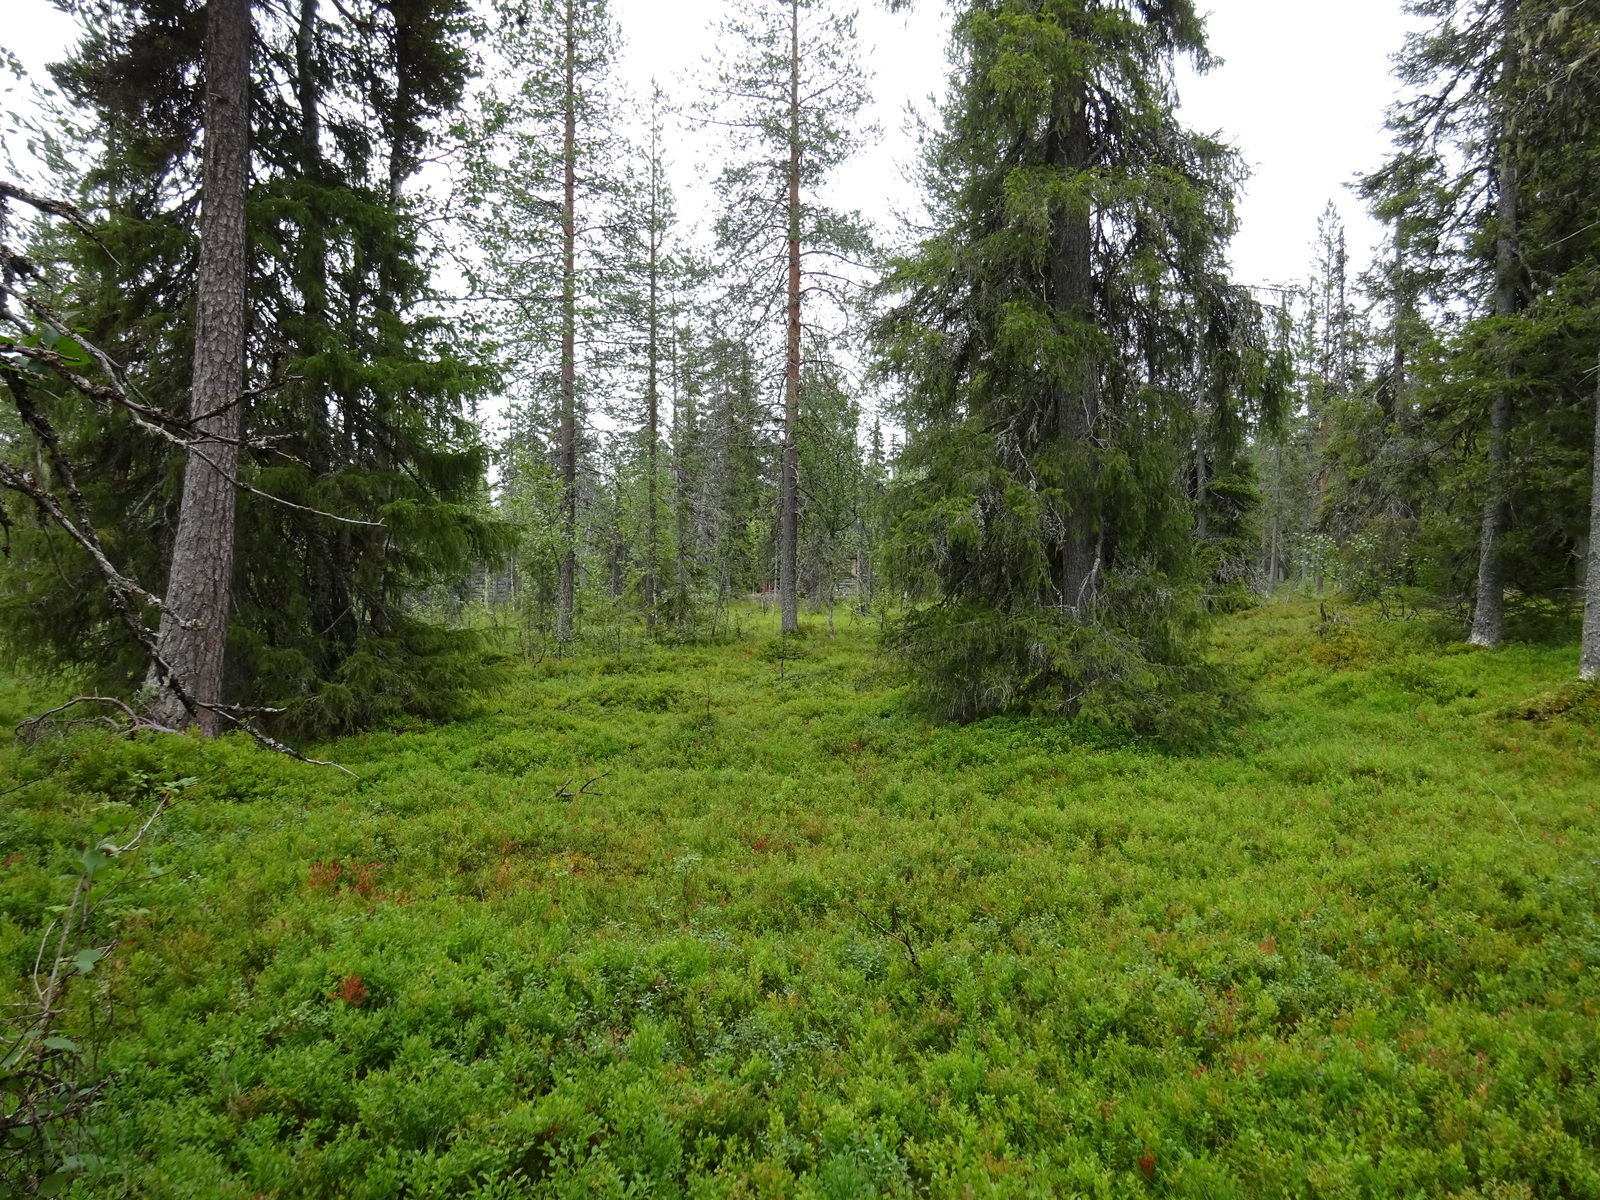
[
  {"x1": 148, "y1": 0, "x2": 251, "y2": 732},
  {"x1": 3, "y1": 0, "x2": 504, "y2": 735},
  {"x1": 878, "y1": 0, "x2": 1283, "y2": 730},
  {"x1": 465, "y1": 0, "x2": 623, "y2": 648},
  {"x1": 700, "y1": 0, "x2": 874, "y2": 633}
]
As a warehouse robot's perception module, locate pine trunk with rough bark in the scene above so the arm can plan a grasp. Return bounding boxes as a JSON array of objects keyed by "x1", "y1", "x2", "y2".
[
  {"x1": 149, "y1": 0, "x2": 251, "y2": 733},
  {"x1": 1470, "y1": 0, "x2": 1520, "y2": 649},
  {"x1": 555, "y1": 0, "x2": 578, "y2": 646},
  {"x1": 778, "y1": 0, "x2": 801, "y2": 635},
  {"x1": 1582, "y1": 347, "x2": 1600, "y2": 682}
]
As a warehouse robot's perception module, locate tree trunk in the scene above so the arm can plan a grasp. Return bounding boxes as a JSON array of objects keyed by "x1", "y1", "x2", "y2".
[
  {"x1": 555, "y1": 0, "x2": 578, "y2": 646},
  {"x1": 673, "y1": 345, "x2": 692, "y2": 607},
  {"x1": 1581, "y1": 346, "x2": 1600, "y2": 682},
  {"x1": 1050, "y1": 79, "x2": 1098, "y2": 615},
  {"x1": 1387, "y1": 229, "x2": 1409, "y2": 423},
  {"x1": 296, "y1": 0, "x2": 354, "y2": 668},
  {"x1": 1470, "y1": 0, "x2": 1520, "y2": 649},
  {"x1": 778, "y1": 0, "x2": 801, "y2": 634},
  {"x1": 644, "y1": 123, "x2": 661, "y2": 629},
  {"x1": 149, "y1": 0, "x2": 251, "y2": 734}
]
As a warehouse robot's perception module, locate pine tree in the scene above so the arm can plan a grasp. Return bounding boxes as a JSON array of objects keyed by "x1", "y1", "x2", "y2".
[
  {"x1": 464, "y1": 0, "x2": 625, "y2": 649},
  {"x1": 878, "y1": 0, "x2": 1283, "y2": 733},
  {"x1": 146, "y1": 0, "x2": 251, "y2": 733},
  {"x1": 699, "y1": 0, "x2": 875, "y2": 634}
]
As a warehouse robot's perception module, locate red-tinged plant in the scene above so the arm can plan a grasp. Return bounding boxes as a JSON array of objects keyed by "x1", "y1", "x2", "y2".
[
  {"x1": 308, "y1": 860, "x2": 385, "y2": 898},
  {"x1": 1139, "y1": 1148, "x2": 1155, "y2": 1179},
  {"x1": 348, "y1": 861, "x2": 383, "y2": 897},
  {"x1": 332, "y1": 974, "x2": 366, "y2": 1006},
  {"x1": 308, "y1": 860, "x2": 342, "y2": 890}
]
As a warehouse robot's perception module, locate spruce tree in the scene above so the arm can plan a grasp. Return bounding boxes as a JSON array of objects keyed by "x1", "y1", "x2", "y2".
[
  {"x1": 610, "y1": 82, "x2": 680, "y2": 630},
  {"x1": 1367, "y1": 0, "x2": 1528, "y2": 645},
  {"x1": 1585, "y1": 348, "x2": 1600, "y2": 680},
  {"x1": 878, "y1": 0, "x2": 1283, "y2": 732},
  {"x1": 1363, "y1": 0, "x2": 1600, "y2": 644},
  {"x1": 2, "y1": 0, "x2": 505, "y2": 736}
]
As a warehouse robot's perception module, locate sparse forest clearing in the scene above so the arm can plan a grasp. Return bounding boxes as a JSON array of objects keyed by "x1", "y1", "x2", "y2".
[
  {"x1": 5, "y1": 0, "x2": 1600, "y2": 1191},
  {"x1": 2, "y1": 604, "x2": 1597, "y2": 1197}
]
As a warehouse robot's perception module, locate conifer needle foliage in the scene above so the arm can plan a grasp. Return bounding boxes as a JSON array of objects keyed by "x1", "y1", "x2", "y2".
[
  {"x1": 876, "y1": 0, "x2": 1286, "y2": 733},
  {"x1": 0, "y1": 0, "x2": 509, "y2": 738}
]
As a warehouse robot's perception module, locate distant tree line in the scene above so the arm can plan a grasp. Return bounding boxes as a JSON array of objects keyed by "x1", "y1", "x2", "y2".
[
  {"x1": 1260, "y1": 0, "x2": 1600, "y2": 682},
  {"x1": 1, "y1": 0, "x2": 1597, "y2": 745}
]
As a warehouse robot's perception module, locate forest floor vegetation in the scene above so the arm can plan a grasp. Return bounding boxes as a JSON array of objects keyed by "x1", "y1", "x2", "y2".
[{"x1": 1, "y1": 602, "x2": 1598, "y2": 1197}]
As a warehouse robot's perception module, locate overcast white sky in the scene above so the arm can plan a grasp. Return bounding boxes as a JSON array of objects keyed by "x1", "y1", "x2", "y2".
[
  {"x1": 611, "y1": 0, "x2": 1420, "y2": 291},
  {"x1": 4, "y1": 0, "x2": 1419, "y2": 291}
]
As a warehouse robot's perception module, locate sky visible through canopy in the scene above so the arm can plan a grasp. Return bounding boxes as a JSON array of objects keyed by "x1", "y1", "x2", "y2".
[{"x1": 4, "y1": 0, "x2": 1418, "y2": 309}]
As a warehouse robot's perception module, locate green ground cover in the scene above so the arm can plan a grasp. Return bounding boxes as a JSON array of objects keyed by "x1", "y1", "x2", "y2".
[{"x1": 2, "y1": 604, "x2": 1599, "y2": 1198}]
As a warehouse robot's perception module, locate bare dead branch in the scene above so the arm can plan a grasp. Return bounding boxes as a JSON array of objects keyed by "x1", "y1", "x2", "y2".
[{"x1": 849, "y1": 901, "x2": 922, "y2": 975}]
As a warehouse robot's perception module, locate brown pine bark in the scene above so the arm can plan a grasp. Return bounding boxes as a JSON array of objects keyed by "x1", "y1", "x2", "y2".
[
  {"x1": 1469, "y1": 0, "x2": 1521, "y2": 649},
  {"x1": 555, "y1": 0, "x2": 579, "y2": 646},
  {"x1": 150, "y1": 0, "x2": 252, "y2": 733},
  {"x1": 778, "y1": 0, "x2": 802, "y2": 635}
]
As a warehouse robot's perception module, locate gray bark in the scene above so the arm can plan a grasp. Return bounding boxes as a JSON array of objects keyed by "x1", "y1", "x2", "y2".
[
  {"x1": 1582, "y1": 347, "x2": 1600, "y2": 681},
  {"x1": 778, "y1": 0, "x2": 801, "y2": 634},
  {"x1": 1469, "y1": 0, "x2": 1521, "y2": 649},
  {"x1": 555, "y1": 0, "x2": 578, "y2": 646},
  {"x1": 644, "y1": 117, "x2": 661, "y2": 628},
  {"x1": 150, "y1": 0, "x2": 251, "y2": 733},
  {"x1": 1050, "y1": 79, "x2": 1098, "y2": 615}
]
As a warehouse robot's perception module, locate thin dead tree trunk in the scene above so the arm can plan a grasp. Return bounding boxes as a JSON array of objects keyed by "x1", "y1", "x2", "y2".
[
  {"x1": 672, "y1": 333, "x2": 692, "y2": 609},
  {"x1": 778, "y1": 0, "x2": 801, "y2": 634},
  {"x1": 149, "y1": 0, "x2": 251, "y2": 733},
  {"x1": 1582, "y1": 345, "x2": 1600, "y2": 682},
  {"x1": 644, "y1": 114, "x2": 662, "y2": 629},
  {"x1": 555, "y1": 0, "x2": 579, "y2": 647},
  {"x1": 1470, "y1": 0, "x2": 1520, "y2": 649}
]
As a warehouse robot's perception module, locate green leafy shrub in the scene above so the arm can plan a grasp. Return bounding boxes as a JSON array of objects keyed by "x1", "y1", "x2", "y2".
[{"x1": 0, "y1": 604, "x2": 1596, "y2": 1198}]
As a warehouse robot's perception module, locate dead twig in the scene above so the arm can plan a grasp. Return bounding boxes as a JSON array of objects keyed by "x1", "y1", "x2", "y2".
[
  {"x1": 16, "y1": 696, "x2": 177, "y2": 744},
  {"x1": 850, "y1": 901, "x2": 922, "y2": 975},
  {"x1": 554, "y1": 771, "x2": 611, "y2": 799}
]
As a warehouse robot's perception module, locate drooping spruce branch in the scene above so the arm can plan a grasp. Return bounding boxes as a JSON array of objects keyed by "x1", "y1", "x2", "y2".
[{"x1": 0, "y1": 182, "x2": 358, "y2": 775}]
